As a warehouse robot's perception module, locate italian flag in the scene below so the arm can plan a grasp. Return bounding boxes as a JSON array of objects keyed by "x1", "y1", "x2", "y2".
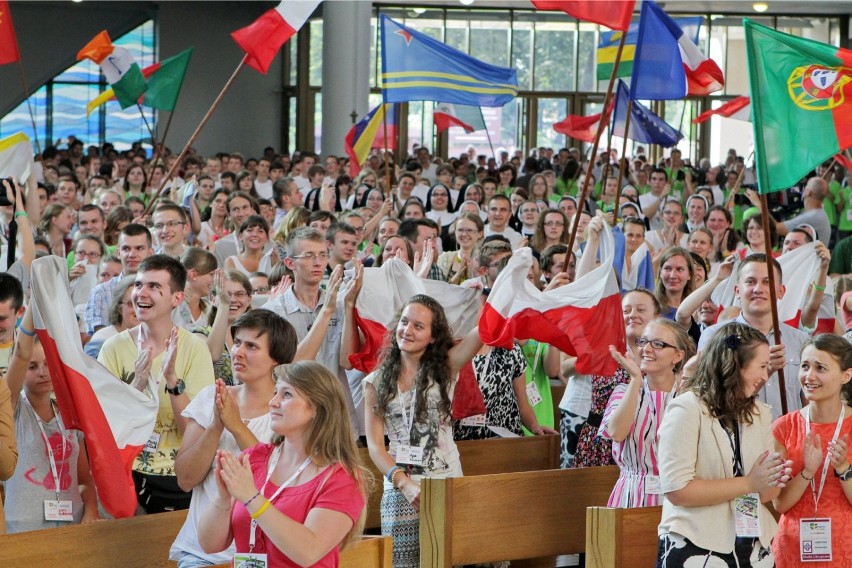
[
  {"x1": 77, "y1": 31, "x2": 147, "y2": 109},
  {"x1": 745, "y1": 19, "x2": 852, "y2": 193},
  {"x1": 86, "y1": 48, "x2": 193, "y2": 115}
]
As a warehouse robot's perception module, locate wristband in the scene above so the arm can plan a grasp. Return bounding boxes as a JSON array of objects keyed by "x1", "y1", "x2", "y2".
[
  {"x1": 812, "y1": 282, "x2": 826, "y2": 292},
  {"x1": 14, "y1": 211, "x2": 28, "y2": 219},
  {"x1": 244, "y1": 491, "x2": 262, "y2": 508},
  {"x1": 385, "y1": 465, "x2": 401, "y2": 483},
  {"x1": 250, "y1": 499, "x2": 272, "y2": 520},
  {"x1": 18, "y1": 327, "x2": 36, "y2": 337}
]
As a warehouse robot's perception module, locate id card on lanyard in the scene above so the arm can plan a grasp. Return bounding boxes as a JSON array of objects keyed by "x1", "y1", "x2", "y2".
[
  {"x1": 726, "y1": 422, "x2": 761, "y2": 538},
  {"x1": 237, "y1": 446, "x2": 312, "y2": 566},
  {"x1": 23, "y1": 395, "x2": 73, "y2": 522},
  {"x1": 799, "y1": 406, "x2": 844, "y2": 563},
  {"x1": 395, "y1": 387, "x2": 423, "y2": 466}
]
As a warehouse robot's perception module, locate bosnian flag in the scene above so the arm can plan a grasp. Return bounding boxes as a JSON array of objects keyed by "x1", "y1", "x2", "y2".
[
  {"x1": 77, "y1": 31, "x2": 147, "y2": 109},
  {"x1": 232, "y1": 0, "x2": 321, "y2": 74},
  {"x1": 693, "y1": 96, "x2": 751, "y2": 124},
  {"x1": 30, "y1": 256, "x2": 159, "y2": 519},
  {"x1": 349, "y1": 259, "x2": 480, "y2": 373},
  {"x1": 553, "y1": 107, "x2": 611, "y2": 143},
  {"x1": 630, "y1": 1, "x2": 724, "y2": 100},
  {"x1": 434, "y1": 102, "x2": 486, "y2": 134},
  {"x1": 480, "y1": 222, "x2": 626, "y2": 375}
]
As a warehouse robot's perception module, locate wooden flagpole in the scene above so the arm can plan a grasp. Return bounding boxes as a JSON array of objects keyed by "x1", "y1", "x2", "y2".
[
  {"x1": 145, "y1": 56, "x2": 247, "y2": 215},
  {"x1": 15, "y1": 60, "x2": 42, "y2": 156},
  {"x1": 758, "y1": 192, "x2": 787, "y2": 415},
  {"x1": 613, "y1": 100, "x2": 634, "y2": 219},
  {"x1": 566, "y1": 30, "x2": 627, "y2": 253}
]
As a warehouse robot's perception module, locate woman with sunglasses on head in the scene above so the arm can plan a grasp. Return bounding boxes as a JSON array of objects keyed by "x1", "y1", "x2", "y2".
[
  {"x1": 771, "y1": 335, "x2": 852, "y2": 567},
  {"x1": 603, "y1": 319, "x2": 694, "y2": 507},
  {"x1": 657, "y1": 322, "x2": 793, "y2": 567}
]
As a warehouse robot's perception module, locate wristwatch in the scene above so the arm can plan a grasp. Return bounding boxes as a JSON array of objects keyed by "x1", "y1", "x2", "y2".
[
  {"x1": 834, "y1": 465, "x2": 852, "y2": 482},
  {"x1": 165, "y1": 379, "x2": 186, "y2": 396}
]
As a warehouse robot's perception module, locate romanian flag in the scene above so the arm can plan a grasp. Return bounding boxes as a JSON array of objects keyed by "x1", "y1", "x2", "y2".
[
  {"x1": 531, "y1": 0, "x2": 634, "y2": 32},
  {"x1": 380, "y1": 15, "x2": 518, "y2": 107},
  {"x1": 0, "y1": 0, "x2": 20, "y2": 66},
  {"x1": 745, "y1": 19, "x2": 852, "y2": 193},
  {"x1": 596, "y1": 16, "x2": 702, "y2": 81},
  {"x1": 77, "y1": 31, "x2": 147, "y2": 109},
  {"x1": 86, "y1": 48, "x2": 193, "y2": 115},
  {"x1": 344, "y1": 103, "x2": 397, "y2": 177}
]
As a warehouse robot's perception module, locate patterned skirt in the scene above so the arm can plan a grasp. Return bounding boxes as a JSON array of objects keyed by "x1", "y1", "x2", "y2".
[
  {"x1": 658, "y1": 533, "x2": 774, "y2": 568},
  {"x1": 380, "y1": 487, "x2": 420, "y2": 568}
]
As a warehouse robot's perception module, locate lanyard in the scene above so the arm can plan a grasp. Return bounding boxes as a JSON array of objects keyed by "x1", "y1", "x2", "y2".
[
  {"x1": 248, "y1": 446, "x2": 312, "y2": 552},
  {"x1": 804, "y1": 405, "x2": 845, "y2": 515},
  {"x1": 398, "y1": 386, "x2": 417, "y2": 437},
  {"x1": 22, "y1": 395, "x2": 67, "y2": 500}
]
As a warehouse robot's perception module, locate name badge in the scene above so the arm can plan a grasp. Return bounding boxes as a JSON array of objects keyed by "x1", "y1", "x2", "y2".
[
  {"x1": 395, "y1": 444, "x2": 423, "y2": 466},
  {"x1": 460, "y1": 414, "x2": 487, "y2": 427},
  {"x1": 526, "y1": 381, "x2": 542, "y2": 406},
  {"x1": 145, "y1": 432, "x2": 160, "y2": 453},
  {"x1": 234, "y1": 553, "x2": 268, "y2": 568},
  {"x1": 645, "y1": 475, "x2": 662, "y2": 495},
  {"x1": 734, "y1": 493, "x2": 760, "y2": 538},
  {"x1": 847, "y1": 209, "x2": 852, "y2": 222},
  {"x1": 44, "y1": 500, "x2": 73, "y2": 522},
  {"x1": 800, "y1": 518, "x2": 832, "y2": 562}
]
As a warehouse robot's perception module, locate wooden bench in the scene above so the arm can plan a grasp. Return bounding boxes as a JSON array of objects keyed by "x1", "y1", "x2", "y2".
[
  {"x1": 0, "y1": 509, "x2": 392, "y2": 567},
  {"x1": 419, "y1": 465, "x2": 620, "y2": 567},
  {"x1": 360, "y1": 434, "x2": 561, "y2": 529},
  {"x1": 585, "y1": 506, "x2": 662, "y2": 568}
]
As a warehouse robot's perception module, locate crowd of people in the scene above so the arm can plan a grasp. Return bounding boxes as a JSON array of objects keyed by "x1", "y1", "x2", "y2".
[{"x1": 0, "y1": 136, "x2": 851, "y2": 567}]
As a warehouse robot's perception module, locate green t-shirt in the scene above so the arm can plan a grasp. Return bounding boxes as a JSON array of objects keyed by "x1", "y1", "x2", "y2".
[
  {"x1": 824, "y1": 180, "x2": 841, "y2": 227},
  {"x1": 520, "y1": 340, "x2": 555, "y2": 435},
  {"x1": 838, "y1": 185, "x2": 852, "y2": 232}
]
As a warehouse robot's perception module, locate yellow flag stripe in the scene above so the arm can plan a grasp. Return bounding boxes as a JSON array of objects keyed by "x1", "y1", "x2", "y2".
[
  {"x1": 0, "y1": 132, "x2": 29, "y2": 152},
  {"x1": 381, "y1": 80, "x2": 517, "y2": 95},
  {"x1": 87, "y1": 88, "x2": 116, "y2": 116},
  {"x1": 382, "y1": 70, "x2": 517, "y2": 90},
  {"x1": 597, "y1": 45, "x2": 636, "y2": 65}
]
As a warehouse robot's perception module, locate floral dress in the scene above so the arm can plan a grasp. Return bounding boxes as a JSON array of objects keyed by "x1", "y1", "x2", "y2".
[{"x1": 573, "y1": 367, "x2": 629, "y2": 468}]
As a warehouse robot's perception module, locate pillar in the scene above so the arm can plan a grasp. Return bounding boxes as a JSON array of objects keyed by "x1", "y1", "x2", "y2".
[{"x1": 321, "y1": 1, "x2": 372, "y2": 157}]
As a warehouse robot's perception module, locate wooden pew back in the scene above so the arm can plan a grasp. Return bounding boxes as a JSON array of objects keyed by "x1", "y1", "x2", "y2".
[
  {"x1": 420, "y1": 465, "x2": 620, "y2": 567},
  {"x1": 0, "y1": 509, "x2": 392, "y2": 568},
  {"x1": 359, "y1": 434, "x2": 560, "y2": 529},
  {"x1": 585, "y1": 506, "x2": 662, "y2": 568}
]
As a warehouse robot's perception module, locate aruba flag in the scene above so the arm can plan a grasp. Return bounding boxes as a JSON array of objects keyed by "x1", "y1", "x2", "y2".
[
  {"x1": 629, "y1": 1, "x2": 724, "y2": 100},
  {"x1": 380, "y1": 15, "x2": 518, "y2": 107},
  {"x1": 344, "y1": 103, "x2": 398, "y2": 177}
]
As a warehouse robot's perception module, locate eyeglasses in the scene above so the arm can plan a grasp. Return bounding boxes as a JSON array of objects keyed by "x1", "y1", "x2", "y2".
[
  {"x1": 153, "y1": 220, "x2": 186, "y2": 231},
  {"x1": 354, "y1": 226, "x2": 367, "y2": 233},
  {"x1": 226, "y1": 291, "x2": 249, "y2": 299},
  {"x1": 252, "y1": 286, "x2": 270, "y2": 294},
  {"x1": 636, "y1": 337, "x2": 677, "y2": 350},
  {"x1": 291, "y1": 252, "x2": 330, "y2": 262},
  {"x1": 75, "y1": 250, "x2": 102, "y2": 259}
]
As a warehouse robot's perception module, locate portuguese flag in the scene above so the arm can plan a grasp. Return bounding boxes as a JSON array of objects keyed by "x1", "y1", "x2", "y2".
[{"x1": 745, "y1": 19, "x2": 852, "y2": 194}]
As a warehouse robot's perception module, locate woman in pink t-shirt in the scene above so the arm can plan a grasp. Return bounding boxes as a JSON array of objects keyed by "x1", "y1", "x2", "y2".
[{"x1": 198, "y1": 361, "x2": 368, "y2": 567}]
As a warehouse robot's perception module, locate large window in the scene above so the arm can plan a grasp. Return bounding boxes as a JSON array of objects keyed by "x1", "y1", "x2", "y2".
[{"x1": 0, "y1": 21, "x2": 156, "y2": 152}]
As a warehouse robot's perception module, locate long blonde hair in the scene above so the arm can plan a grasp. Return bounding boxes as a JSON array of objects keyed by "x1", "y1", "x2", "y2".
[{"x1": 271, "y1": 361, "x2": 372, "y2": 548}]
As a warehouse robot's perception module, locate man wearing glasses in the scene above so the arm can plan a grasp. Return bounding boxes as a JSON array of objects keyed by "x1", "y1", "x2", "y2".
[
  {"x1": 261, "y1": 228, "x2": 357, "y2": 431},
  {"x1": 152, "y1": 203, "x2": 190, "y2": 259}
]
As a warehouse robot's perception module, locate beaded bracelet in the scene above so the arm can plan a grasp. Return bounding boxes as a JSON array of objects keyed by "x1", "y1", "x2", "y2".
[
  {"x1": 250, "y1": 499, "x2": 272, "y2": 520},
  {"x1": 801, "y1": 471, "x2": 814, "y2": 481},
  {"x1": 385, "y1": 465, "x2": 401, "y2": 483},
  {"x1": 244, "y1": 491, "x2": 262, "y2": 508},
  {"x1": 391, "y1": 468, "x2": 408, "y2": 488}
]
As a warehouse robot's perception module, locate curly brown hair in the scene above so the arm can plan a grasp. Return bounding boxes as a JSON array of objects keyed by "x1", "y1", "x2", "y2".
[
  {"x1": 682, "y1": 322, "x2": 768, "y2": 426},
  {"x1": 371, "y1": 295, "x2": 455, "y2": 424}
]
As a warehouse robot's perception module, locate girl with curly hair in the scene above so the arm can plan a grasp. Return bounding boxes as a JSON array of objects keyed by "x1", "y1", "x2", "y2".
[{"x1": 657, "y1": 322, "x2": 793, "y2": 567}]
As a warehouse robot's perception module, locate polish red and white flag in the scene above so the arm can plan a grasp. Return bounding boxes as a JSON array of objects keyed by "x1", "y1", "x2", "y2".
[
  {"x1": 30, "y1": 256, "x2": 159, "y2": 518},
  {"x1": 232, "y1": 0, "x2": 321, "y2": 74}
]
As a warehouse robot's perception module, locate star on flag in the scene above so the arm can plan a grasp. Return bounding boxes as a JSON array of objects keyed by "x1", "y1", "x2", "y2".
[{"x1": 396, "y1": 28, "x2": 413, "y2": 45}]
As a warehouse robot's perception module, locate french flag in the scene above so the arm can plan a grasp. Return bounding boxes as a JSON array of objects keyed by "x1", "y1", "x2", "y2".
[
  {"x1": 30, "y1": 257, "x2": 160, "y2": 519},
  {"x1": 349, "y1": 259, "x2": 481, "y2": 373},
  {"x1": 693, "y1": 96, "x2": 751, "y2": 124},
  {"x1": 232, "y1": 0, "x2": 321, "y2": 74},
  {"x1": 480, "y1": 222, "x2": 626, "y2": 376},
  {"x1": 630, "y1": 0, "x2": 724, "y2": 100}
]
